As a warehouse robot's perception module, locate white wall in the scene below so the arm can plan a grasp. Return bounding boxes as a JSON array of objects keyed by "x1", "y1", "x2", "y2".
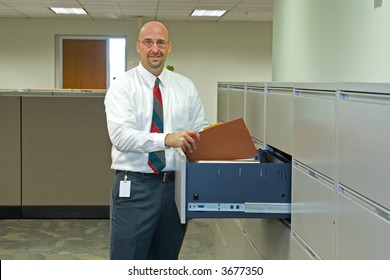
[
  {"x1": 272, "y1": 0, "x2": 390, "y2": 83},
  {"x1": 0, "y1": 19, "x2": 135, "y2": 89},
  {"x1": 0, "y1": 19, "x2": 272, "y2": 123}
]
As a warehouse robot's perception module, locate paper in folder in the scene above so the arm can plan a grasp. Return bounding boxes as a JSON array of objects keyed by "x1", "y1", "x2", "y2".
[{"x1": 185, "y1": 118, "x2": 258, "y2": 162}]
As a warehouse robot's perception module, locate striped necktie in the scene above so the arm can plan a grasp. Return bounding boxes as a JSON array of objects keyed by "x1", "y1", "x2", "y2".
[{"x1": 148, "y1": 78, "x2": 166, "y2": 173}]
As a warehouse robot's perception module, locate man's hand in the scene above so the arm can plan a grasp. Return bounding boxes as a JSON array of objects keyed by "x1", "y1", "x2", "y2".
[{"x1": 165, "y1": 130, "x2": 200, "y2": 153}]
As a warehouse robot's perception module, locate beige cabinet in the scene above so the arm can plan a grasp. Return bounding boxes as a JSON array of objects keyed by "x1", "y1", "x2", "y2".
[
  {"x1": 215, "y1": 81, "x2": 390, "y2": 260},
  {"x1": 245, "y1": 83, "x2": 265, "y2": 147},
  {"x1": 337, "y1": 83, "x2": 390, "y2": 259},
  {"x1": 228, "y1": 83, "x2": 246, "y2": 121},
  {"x1": 217, "y1": 83, "x2": 229, "y2": 123},
  {"x1": 265, "y1": 83, "x2": 293, "y2": 155}
]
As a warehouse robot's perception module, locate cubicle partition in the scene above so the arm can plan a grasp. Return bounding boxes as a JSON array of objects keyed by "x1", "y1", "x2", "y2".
[
  {"x1": 0, "y1": 90, "x2": 113, "y2": 218},
  {"x1": 0, "y1": 94, "x2": 21, "y2": 218}
]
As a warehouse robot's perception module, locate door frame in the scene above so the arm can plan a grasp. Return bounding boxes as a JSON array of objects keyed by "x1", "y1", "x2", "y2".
[{"x1": 56, "y1": 35, "x2": 127, "y2": 89}]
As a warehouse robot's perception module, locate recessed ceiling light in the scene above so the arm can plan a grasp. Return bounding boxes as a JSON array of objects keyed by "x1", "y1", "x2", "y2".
[
  {"x1": 191, "y1": 10, "x2": 227, "y2": 17},
  {"x1": 50, "y1": 7, "x2": 87, "y2": 15}
]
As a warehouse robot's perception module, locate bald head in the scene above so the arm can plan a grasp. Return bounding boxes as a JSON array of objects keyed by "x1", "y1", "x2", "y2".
[
  {"x1": 136, "y1": 21, "x2": 172, "y2": 76},
  {"x1": 139, "y1": 21, "x2": 169, "y2": 42}
]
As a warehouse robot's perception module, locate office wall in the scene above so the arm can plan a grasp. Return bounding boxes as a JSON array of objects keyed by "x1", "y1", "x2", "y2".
[
  {"x1": 273, "y1": 0, "x2": 390, "y2": 82},
  {"x1": 0, "y1": 19, "x2": 272, "y2": 123},
  {"x1": 0, "y1": 19, "x2": 132, "y2": 89}
]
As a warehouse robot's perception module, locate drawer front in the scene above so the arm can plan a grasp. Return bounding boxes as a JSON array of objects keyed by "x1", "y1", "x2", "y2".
[
  {"x1": 184, "y1": 153, "x2": 291, "y2": 220},
  {"x1": 187, "y1": 162, "x2": 290, "y2": 203},
  {"x1": 338, "y1": 92, "x2": 390, "y2": 209},
  {"x1": 337, "y1": 188, "x2": 390, "y2": 259},
  {"x1": 266, "y1": 89, "x2": 293, "y2": 154},
  {"x1": 292, "y1": 163, "x2": 335, "y2": 259},
  {"x1": 290, "y1": 234, "x2": 315, "y2": 260},
  {"x1": 246, "y1": 87, "x2": 265, "y2": 143},
  {"x1": 239, "y1": 218, "x2": 291, "y2": 260},
  {"x1": 217, "y1": 85, "x2": 229, "y2": 122},
  {"x1": 222, "y1": 219, "x2": 262, "y2": 260},
  {"x1": 293, "y1": 90, "x2": 336, "y2": 179},
  {"x1": 228, "y1": 86, "x2": 245, "y2": 121},
  {"x1": 215, "y1": 221, "x2": 233, "y2": 260},
  {"x1": 176, "y1": 149, "x2": 288, "y2": 223}
]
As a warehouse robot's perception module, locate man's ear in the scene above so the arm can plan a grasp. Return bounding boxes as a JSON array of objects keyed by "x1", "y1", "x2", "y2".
[{"x1": 136, "y1": 41, "x2": 141, "y2": 54}]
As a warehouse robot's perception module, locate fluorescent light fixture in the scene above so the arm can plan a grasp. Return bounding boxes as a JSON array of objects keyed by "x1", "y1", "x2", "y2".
[
  {"x1": 191, "y1": 9, "x2": 227, "y2": 17},
  {"x1": 50, "y1": 7, "x2": 87, "y2": 15}
]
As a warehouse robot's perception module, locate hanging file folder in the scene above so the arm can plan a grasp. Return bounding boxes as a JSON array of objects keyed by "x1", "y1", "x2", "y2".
[{"x1": 185, "y1": 118, "x2": 258, "y2": 162}]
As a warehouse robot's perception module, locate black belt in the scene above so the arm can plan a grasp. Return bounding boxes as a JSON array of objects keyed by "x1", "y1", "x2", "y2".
[{"x1": 116, "y1": 170, "x2": 175, "y2": 182}]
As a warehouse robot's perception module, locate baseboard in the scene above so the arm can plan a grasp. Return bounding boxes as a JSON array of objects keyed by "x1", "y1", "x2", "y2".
[
  {"x1": 0, "y1": 206, "x2": 22, "y2": 219},
  {"x1": 0, "y1": 206, "x2": 109, "y2": 219}
]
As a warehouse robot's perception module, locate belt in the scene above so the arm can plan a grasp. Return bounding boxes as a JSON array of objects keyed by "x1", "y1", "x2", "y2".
[{"x1": 116, "y1": 170, "x2": 175, "y2": 182}]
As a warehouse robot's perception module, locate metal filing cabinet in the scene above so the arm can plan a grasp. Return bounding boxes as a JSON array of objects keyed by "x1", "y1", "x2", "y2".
[
  {"x1": 291, "y1": 84, "x2": 337, "y2": 259},
  {"x1": 245, "y1": 83, "x2": 266, "y2": 148},
  {"x1": 337, "y1": 83, "x2": 390, "y2": 259},
  {"x1": 228, "y1": 83, "x2": 246, "y2": 121},
  {"x1": 265, "y1": 82, "x2": 293, "y2": 155},
  {"x1": 293, "y1": 84, "x2": 337, "y2": 179},
  {"x1": 292, "y1": 163, "x2": 335, "y2": 259},
  {"x1": 217, "y1": 83, "x2": 229, "y2": 123},
  {"x1": 175, "y1": 148, "x2": 291, "y2": 224}
]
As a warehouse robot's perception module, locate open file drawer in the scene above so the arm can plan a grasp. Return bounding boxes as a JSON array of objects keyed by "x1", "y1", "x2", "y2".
[{"x1": 174, "y1": 148, "x2": 291, "y2": 224}]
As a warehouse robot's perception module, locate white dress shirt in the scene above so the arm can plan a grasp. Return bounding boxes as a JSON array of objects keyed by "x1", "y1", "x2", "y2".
[{"x1": 104, "y1": 63, "x2": 210, "y2": 172}]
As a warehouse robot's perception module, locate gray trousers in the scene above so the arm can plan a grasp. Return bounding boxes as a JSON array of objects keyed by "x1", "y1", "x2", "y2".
[{"x1": 109, "y1": 171, "x2": 187, "y2": 260}]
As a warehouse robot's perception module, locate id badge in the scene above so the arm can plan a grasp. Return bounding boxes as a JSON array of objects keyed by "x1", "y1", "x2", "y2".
[{"x1": 119, "y1": 174, "x2": 131, "y2": 197}]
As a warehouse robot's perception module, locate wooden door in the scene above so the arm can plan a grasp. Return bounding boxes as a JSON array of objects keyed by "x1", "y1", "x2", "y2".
[{"x1": 62, "y1": 39, "x2": 107, "y2": 89}]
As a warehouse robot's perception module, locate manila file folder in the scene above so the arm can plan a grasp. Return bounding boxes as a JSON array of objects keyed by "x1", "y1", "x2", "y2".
[{"x1": 185, "y1": 118, "x2": 258, "y2": 162}]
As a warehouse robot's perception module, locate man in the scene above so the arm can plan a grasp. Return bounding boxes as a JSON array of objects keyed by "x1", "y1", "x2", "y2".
[{"x1": 104, "y1": 21, "x2": 209, "y2": 260}]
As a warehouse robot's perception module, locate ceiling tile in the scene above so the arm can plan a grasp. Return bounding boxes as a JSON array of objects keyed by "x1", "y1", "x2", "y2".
[{"x1": 0, "y1": 0, "x2": 273, "y2": 21}]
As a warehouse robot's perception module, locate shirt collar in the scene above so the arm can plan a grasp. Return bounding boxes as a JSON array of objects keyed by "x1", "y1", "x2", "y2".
[{"x1": 137, "y1": 62, "x2": 167, "y2": 89}]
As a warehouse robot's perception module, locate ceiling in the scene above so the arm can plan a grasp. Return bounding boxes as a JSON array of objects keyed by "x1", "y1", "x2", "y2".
[{"x1": 0, "y1": 0, "x2": 273, "y2": 22}]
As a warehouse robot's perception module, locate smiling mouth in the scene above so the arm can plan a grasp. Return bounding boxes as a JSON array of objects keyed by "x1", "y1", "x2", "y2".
[{"x1": 149, "y1": 55, "x2": 161, "y2": 62}]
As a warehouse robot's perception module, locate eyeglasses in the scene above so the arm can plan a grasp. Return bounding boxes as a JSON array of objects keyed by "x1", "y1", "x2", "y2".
[{"x1": 138, "y1": 39, "x2": 170, "y2": 49}]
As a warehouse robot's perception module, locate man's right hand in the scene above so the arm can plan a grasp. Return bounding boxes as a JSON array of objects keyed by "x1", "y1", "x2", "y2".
[{"x1": 165, "y1": 130, "x2": 200, "y2": 154}]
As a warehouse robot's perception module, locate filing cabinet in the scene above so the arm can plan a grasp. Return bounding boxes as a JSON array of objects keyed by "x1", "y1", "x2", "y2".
[
  {"x1": 265, "y1": 83, "x2": 293, "y2": 155},
  {"x1": 175, "y1": 148, "x2": 291, "y2": 223},
  {"x1": 245, "y1": 83, "x2": 266, "y2": 147}
]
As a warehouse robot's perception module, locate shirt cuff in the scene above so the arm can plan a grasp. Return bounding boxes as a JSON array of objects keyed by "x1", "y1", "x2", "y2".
[{"x1": 153, "y1": 132, "x2": 168, "y2": 150}]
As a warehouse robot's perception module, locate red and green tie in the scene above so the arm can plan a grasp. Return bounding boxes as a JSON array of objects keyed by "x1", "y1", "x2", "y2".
[{"x1": 148, "y1": 78, "x2": 166, "y2": 173}]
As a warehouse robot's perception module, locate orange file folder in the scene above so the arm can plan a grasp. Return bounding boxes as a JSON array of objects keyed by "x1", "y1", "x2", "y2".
[{"x1": 185, "y1": 118, "x2": 258, "y2": 162}]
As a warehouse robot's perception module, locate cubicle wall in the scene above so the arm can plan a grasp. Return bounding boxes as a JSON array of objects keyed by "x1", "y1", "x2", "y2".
[
  {"x1": 0, "y1": 91, "x2": 113, "y2": 218},
  {"x1": 217, "y1": 81, "x2": 390, "y2": 260},
  {"x1": 0, "y1": 95, "x2": 21, "y2": 218}
]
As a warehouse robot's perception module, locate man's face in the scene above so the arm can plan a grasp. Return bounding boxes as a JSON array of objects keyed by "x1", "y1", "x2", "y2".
[{"x1": 137, "y1": 22, "x2": 171, "y2": 76}]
